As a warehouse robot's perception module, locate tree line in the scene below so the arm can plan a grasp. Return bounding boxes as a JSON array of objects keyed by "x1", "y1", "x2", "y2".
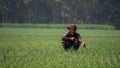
[{"x1": 0, "y1": 0, "x2": 120, "y2": 29}]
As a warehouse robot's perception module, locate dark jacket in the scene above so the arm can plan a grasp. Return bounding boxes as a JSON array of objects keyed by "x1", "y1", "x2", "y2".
[{"x1": 62, "y1": 32, "x2": 83, "y2": 43}]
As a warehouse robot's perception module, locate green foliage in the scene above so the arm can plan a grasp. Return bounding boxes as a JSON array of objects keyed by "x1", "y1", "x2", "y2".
[
  {"x1": 0, "y1": 0, "x2": 119, "y2": 25},
  {"x1": 0, "y1": 23, "x2": 115, "y2": 30},
  {"x1": 0, "y1": 28, "x2": 120, "y2": 68}
]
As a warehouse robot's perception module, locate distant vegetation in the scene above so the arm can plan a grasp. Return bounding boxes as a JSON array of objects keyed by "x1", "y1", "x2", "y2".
[
  {"x1": 0, "y1": 23, "x2": 115, "y2": 30},
  {"x1": 0, "y1": 0, "x2": 120, "y2": 29}
]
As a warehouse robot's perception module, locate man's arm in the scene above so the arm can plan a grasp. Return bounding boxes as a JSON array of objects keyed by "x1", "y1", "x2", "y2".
[
  {"x1": 62, "y1": 32, "x2": 74, "y2": 41},
  {"x1": 77, "y1": 34, "x2": 86, "y2": 48}
]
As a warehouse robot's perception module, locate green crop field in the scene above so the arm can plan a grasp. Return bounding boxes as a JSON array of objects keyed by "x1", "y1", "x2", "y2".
[
  {"x1": 0, "y1": 26, "x2": 120, "y2": 68},
  {"x1": 0, "y1": 23, "x2": 115, "y2": 30}
]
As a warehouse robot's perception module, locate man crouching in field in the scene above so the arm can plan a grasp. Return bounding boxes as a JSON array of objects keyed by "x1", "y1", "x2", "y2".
[{"x1": 61, "y1": 24, "x2": 86, "y2": 51}]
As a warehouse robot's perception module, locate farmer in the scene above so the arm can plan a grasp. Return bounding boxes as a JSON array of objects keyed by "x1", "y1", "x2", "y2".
[{"x1": 61, "y1": 24, "x2": 86, "y2": 51}]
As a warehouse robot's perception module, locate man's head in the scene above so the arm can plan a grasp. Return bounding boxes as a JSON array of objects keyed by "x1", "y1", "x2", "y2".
[{"x1": 66, "y1": 24, "x2": 77, "y2": 33}]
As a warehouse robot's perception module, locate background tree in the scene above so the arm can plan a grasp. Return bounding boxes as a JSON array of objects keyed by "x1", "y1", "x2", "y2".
[{"x1": 0, "y1": 0, "x2": 120, "y2": 29}]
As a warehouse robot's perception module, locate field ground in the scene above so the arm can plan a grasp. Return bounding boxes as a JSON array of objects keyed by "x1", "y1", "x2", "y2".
[
  {"x1": 0, "y1": 23, "x2": 115, "y2": 30},
  {"x1": 0, "y1": 27, "x2": 120, "y2": 68}
]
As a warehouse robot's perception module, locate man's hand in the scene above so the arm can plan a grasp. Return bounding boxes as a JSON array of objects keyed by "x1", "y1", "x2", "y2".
[
  {"x1": 82, "y1": 41, "x2": 86, "y2": 48},
  {"x1": 83, "y1": 44, "x2": 86, "y2": 48},
  {"x1": 70, "y1": 37, "x2": 76, "y2": 41}
]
